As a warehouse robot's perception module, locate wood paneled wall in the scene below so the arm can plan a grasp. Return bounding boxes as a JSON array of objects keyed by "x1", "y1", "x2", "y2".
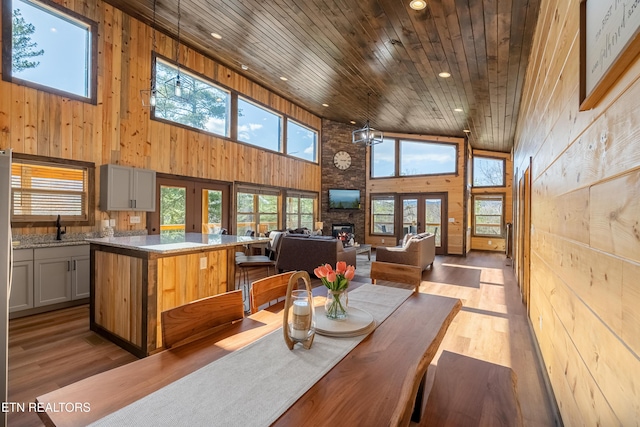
[
  {"x1": 0, "y1": 0, "x2": 321, "y2": 237},
  {"x1": 470, "y1": 150, "x2": 513, "y2": 252},
  {"x1": 513, "y1": 0, "x2": 640, "y2": 423},
  {"x1": 366, "y1": 134, "x2": 465, "y2": 255}
]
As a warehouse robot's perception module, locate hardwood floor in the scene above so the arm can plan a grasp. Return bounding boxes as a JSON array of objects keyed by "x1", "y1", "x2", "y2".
[
  {"x1": 7, "y1": 250, "x2": 558, "y2": 426},
  {"x1": 414, "y1": 252, "x2": 558, "y2": 426},
  {"x1": 7, "y1": 306, "x2": 138, "y2": 427}
]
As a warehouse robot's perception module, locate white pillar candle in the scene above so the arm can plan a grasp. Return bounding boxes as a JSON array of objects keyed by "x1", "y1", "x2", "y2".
[{"x1": 291, "y1": 299, "x2": 311, "y2": 340}]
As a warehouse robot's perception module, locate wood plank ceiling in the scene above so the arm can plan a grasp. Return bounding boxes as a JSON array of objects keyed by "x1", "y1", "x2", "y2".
[{"x1": 103, "y1": 0, "x2": 540, "y2": 153}]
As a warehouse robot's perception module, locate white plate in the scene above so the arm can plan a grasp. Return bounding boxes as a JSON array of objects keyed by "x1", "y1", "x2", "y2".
[{"x1": 315, "y1": 306, "x2": 375, "y2": 338}]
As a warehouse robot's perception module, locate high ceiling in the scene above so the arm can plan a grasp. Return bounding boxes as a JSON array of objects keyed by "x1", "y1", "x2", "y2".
[{"x1": 103, "y1": 0, "x2": 541, "y2": 153}]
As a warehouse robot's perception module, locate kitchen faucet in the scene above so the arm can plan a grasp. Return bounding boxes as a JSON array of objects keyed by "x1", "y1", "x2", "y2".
[{"x1": 56, "y1": 215, "x2": 66, "y2": 240}]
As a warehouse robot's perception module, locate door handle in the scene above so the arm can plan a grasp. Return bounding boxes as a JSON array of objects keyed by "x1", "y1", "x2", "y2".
[{"x1": 73, "y1": 260, "x2": 77, "y2": 270}]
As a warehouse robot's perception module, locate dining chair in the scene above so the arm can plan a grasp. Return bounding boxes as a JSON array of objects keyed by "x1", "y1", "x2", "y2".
[
  {"x1": 236, "y1": 253, "x2": 276, "y2": 311},
  {"x1": 161, "y1": 290, "x2": 244, "y2": 349},
  {"x1": 370, "y1": 261, "x2": 422, "y2": 293},
  {"x1": 249, "y1": 271, "x2": 296, "y2": 314}
]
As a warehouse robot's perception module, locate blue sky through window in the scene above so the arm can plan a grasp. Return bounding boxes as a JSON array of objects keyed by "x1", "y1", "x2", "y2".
[
  {"x1": 12, "y1": 0, "x2": 90, "y2": 97},
  {"x1": 400, "y1": 140, "x2": 456, "y2": 175},
  {"x1": 287, "y1": 121, "x2": 316, "y2": 162},
  {"x1": 371, "y1": 138, "x2": 396, "y2": 177},
  {"x1": 238, "y1": 98, "x2": 282, "y2": 151}
]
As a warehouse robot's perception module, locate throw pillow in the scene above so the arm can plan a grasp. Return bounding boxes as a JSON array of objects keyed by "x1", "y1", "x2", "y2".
[{"x1": 402, "y1": 233, "x2": 415, "y2": 247}]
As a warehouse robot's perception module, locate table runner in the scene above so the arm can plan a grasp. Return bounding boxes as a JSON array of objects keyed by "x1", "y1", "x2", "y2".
[{"x1": 89, "y1": 285, "x2": 412, "y2": 427}]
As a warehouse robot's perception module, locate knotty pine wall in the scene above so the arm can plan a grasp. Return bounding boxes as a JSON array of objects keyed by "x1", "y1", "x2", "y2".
[
  {"x1": 366, "y1": 134, "x2": 465, "y2": 255},
  {"x1": 0, "y1": 0, "x2": 321, "y2": 237},
  {"x1": 470, "y1": 149, "x2": 513, "y2": 252},
  {"x1": 513, "y1": 0, "x2": 640, "y2": 424}
]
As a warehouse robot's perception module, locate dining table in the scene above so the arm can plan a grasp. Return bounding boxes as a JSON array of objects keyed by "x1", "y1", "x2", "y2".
[{"x1": 36, "y1": 282, "x2": 461, "y2": 427}]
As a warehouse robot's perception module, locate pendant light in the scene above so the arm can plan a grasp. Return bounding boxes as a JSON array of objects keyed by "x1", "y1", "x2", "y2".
[
  {"x1": 352, "y1": 93, "x2": 383, "y2": 146},
  {"x1": 141, "y1": 0, "x2": 158, "y2": 107},
  {"x1": 174, "y1": 0, "x2": 182, "y2": 97}
]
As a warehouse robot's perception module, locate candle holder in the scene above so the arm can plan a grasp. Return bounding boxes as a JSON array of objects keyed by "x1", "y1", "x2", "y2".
[{"x1": 283, "y1": 271, "x2": 315, "y2": 350}]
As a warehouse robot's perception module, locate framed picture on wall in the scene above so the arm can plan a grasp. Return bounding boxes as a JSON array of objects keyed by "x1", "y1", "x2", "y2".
[{"x1": 580, "y1": 0, "x2": 640, "y2": 110}]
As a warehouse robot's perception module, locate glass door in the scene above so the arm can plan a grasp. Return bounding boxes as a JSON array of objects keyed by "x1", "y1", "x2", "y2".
[
  {"x1": 160, "y1": 185, "x2": 187, "y2": 236},
  {"x1": 399, "y1": 193, "x2": 447, "y2": 255},
  {"x1": 147, "y1": 176, "x2": 229, "y2": 235},
  {"x1": 424, "y1": 198, "x2": 443, "y2": 248},
  {"x1": 201, "y1": 189, "x2": 224, "y2": 234}
]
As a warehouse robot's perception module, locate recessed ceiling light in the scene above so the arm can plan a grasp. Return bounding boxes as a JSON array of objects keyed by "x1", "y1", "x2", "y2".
[
  {"x1": 322, "y1": 103, "x2": 329, "y2": 107},
  {"x1": 410, "y1": 0, "x2": 427, "y2": 10},
  {"x1": 350, "y1": 120, "x2": 356, "y2": 125},
  {"x1": 454, "y1": 108, "x2": 463, "y2": 112},
  {"x1": 280, "y1": 76, "x2": 288, "y2": 81},
  {"x1": 439, "y1": 72, "x2": 451, "y2": 78},
  {"x1": 241, "y1": 64, "x2": 249, "y2": 70},
  {"x1": 210, "y1": 32, "x2": 222, "y2": 39}
]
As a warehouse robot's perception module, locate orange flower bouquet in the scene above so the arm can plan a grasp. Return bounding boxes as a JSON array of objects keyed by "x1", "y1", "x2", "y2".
[{"x1": 314, "y1": 261, "x2": 355, "y2": 319}]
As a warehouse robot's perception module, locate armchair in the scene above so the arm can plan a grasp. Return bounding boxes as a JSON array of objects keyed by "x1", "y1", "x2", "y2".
[{"x1": 375, "y1": 233, "x2": 435, "y2": 271}]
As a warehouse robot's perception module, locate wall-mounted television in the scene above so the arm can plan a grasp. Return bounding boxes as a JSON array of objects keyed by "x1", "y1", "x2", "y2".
[{"x1": 328, "y1": 189, "x2": 361, "y2": 210}]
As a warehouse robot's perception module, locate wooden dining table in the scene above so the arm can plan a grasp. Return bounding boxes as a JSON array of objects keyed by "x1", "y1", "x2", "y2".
[{"x1": 36, "y1": 284, "x2": 461, "y2": 427}]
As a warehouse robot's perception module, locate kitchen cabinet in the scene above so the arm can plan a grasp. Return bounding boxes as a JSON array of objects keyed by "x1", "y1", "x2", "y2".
[
  {"x1": 34, "y1": 245, "x2": 89, "y2": 307},
  {"x1": 100, "y1": 164, "x2": 156, "y2": 211},
  {"x1": 71, "y1": 254, "x2": 90, "y2": 299},
  {"x1": 9, "y1": 249, "x2": 34, "y2": 312}
]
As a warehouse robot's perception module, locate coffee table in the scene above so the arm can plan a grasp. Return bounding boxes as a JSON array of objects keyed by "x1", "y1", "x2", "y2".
[{"x1": 354, "y1": 243, "x2": 372, "y2": 260}]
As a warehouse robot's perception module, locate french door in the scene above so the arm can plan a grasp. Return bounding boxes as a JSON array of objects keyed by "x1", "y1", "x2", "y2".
[
  {"x1": 399, "y1": 193, "x2": 448, "y2": 255},
  {"x1": 147, "y1": 175, "x2": 230, "y2": 235}
]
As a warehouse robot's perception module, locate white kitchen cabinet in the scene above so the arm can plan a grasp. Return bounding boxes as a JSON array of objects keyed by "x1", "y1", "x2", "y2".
[
  {"x1": 100, "y1": 164, "x2": 156, "y2": 211},
  {"x1": 9, "y1": 249, "x2": 34, "y2": 312},
  {"x1": 34, "y1": 245, "x2": 89, "y2": 307}
]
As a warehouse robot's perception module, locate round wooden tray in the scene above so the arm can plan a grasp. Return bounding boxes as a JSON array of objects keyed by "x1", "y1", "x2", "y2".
[{"x1": 315, "y1": 306, "x2": 375, "y2": 337}]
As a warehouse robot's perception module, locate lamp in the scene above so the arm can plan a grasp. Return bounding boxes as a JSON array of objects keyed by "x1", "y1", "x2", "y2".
[
  {"x1": 258, "y1": 223, "x2": 268, "y2": 236},
  {"x1": 140, "y1": 0, "x2": 157, "y2": 107},
  {"x1": 315, "y1": 221, "x2": 324, "y2": 235},
  {"x1": 352, "y1": 93, "x2": 383, "y2": 146}
]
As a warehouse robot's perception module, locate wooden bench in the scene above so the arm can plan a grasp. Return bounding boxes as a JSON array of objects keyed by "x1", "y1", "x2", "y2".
[
  {"x1": 370, "y1": 261, "x2": 423, "y2": 292},
  {"x1": 161, "y1": 290, "x2": 244, "y2": 349},
  {"x1": 424, "y1": 351, "x2": 524, "y2": 426}
]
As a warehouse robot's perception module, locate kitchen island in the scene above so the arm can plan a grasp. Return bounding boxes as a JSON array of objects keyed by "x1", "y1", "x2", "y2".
[{"x1": 87, "y1": 233, "x2": 269, "y2": 357}]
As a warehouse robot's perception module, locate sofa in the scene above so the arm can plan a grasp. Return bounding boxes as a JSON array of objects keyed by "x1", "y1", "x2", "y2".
[
  {"x1": 375, "y1": 232, "x2": 435, "y2": 271},
  {"x1": 275, "y1": 235, "x2": 357, "y2": 274}
]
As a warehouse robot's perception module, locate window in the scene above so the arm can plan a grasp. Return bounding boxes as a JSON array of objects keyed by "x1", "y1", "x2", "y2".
[
  {"x1": 11, "y1": 155, "x2": 94, "y2": 225},
  {"x1": 400, "y1": 140, "x2": 457, "y2": 176},
  {"x1": 473, "y1": 156, "x2": 505, "y2": 187},
  {"x1": 371, "y1": 196, "x2": 395, "y2": 234},
  {"x1": 371, "y1": 138, "x2": 396, "y2": 178},
  {"x1": 287, "y1": 120, "x2": 317, "y2": 162},
  {"x1": 473, "y1": 194, "x2": 504, "y2": 237},
  {"x1": 238, "y1": 98, "x2": 282, "y2": 152},
  {"x1": 286, "y1": 192, "x2": 316, "y2": 229},
  {"x1": 153, "y1": 58, "x2": 231, "y2": 137},
  {"x1": 3, "y1": 0, "x2": 97, "y2": 103},
  {"x1": 236, "y1": 188, "x2": 279, "y2": 234}
]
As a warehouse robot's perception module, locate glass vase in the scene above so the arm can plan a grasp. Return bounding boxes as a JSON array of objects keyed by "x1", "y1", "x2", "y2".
[{"x1": 325, "y1": 289, "x2": 348, "y2": 320}]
